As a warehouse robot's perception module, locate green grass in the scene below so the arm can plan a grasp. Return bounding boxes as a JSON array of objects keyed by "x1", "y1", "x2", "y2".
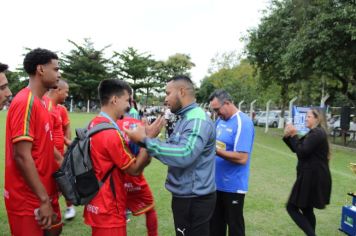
[{"x1": 0, "y1": 111, "x2": 355, "y2": 235}]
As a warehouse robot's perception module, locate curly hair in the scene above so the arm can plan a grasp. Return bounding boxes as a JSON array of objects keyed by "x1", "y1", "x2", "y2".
[
  {"x1": 23, "y1": 48, "x2": 58, "y2": 75},
  {"x1": 0, "y1": 62, "x2": 9, "y2": 73}
]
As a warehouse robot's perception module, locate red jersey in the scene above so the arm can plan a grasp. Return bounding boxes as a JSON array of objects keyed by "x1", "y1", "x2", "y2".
[
  {"x1": 5, "y1": 87, "x2": 58, "y2": 216},
  {"x1": 43, "y1": 96, "x2": 65, "y2": 155},
  {"x1": 57, "y1": 104, "x2": 70, "y2": 131},
  {"x1": 117, "y1": 118, "x2": 148, "y2": 188},
  {"x1": 84, "y1": 116, "x2": 135, "y2": 228}
]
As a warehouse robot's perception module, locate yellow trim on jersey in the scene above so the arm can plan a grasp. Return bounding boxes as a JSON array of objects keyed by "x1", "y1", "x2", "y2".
[
  {"x1": 23, "y1": 91, "x2": 34, "y2": 136},
  {"x1": 132, "y1": 203, "x2": 155, "y2": 216},
  {"x1": 116, "y1": 130, "x2": 134, "y2": 159},
  {"x1": 122, "y1": 158, "x2": 136, "y2": 170},
  {"x1": 13, "y1": 135, "x2": 34, "y2": 143},
  {"x1": 48, "y1": 100, "x2": 52, "y2": 111}
]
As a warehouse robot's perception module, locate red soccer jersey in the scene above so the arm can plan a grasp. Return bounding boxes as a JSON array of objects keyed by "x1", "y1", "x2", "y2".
[
  {"x1": 84, "y1": 116, "x2": 136, "y2": 228},
  {"x1": 5, "y1": 87, "x2": 58, "y2": 216},
  {"x1": 117, "y1": 118, "x2": 148, "y2": 188},
  {"x1": 43, "y1": 96, "x2": 65, "y2": 155},
  {"x1": 58, "y1": 104, "x2": 70, "y2": 129}
]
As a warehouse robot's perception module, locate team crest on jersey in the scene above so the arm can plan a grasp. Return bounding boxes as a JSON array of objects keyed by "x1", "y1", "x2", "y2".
[{"x1": 45, "y1": 122, "x2": 50, "y2": 133}]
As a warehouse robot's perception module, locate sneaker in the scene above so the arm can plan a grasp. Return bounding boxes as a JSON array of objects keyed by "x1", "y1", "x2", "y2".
[
  {"x1": 64, "y1": 205, "x2": 76, "y2": 220},
  {"x1": 126, "y1": 209, "x2": 131, "y2": 223}
]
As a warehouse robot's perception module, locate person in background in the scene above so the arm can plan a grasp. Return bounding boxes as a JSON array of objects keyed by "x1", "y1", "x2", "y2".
[
  {"x1": 208, "y1": 89, "x2": 255, "y2": 236},
  {"x1": 163, "y1": 105, "x2": 175, "y2": 138},
  {"x1": 283, "y1": 108, "x2": 332, "y2": 236},
  {"x1": 125, "y1": 75, "x2": 216, "y2": 236},
  {"x1": 0, "y1": 62, "x2": 12, "y2": 110},
  {"x1": 5, "y1": 48, "x2": 62, "y2": 235},
  {"x1": 45, "y1": 79, "x2": 76, "y2": 220},
  {"x1": 128, "y1": 94, "x2": 140, "y2": 120}
]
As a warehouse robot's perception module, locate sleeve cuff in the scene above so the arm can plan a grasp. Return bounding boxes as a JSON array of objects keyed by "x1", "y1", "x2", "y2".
[{"x1": 137, "y1": 137, "x2": 148, "y2": 148}]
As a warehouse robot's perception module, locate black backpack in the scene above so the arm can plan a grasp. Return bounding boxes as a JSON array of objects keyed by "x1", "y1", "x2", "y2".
[{"x1": 53, "y1": 123, "x2": 116, "y2": 206}]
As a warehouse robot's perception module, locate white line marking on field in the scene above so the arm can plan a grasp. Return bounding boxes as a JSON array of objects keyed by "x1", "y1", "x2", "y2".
[{"x1": 254, "y1": 142, "x2": 354, "y2": 179}]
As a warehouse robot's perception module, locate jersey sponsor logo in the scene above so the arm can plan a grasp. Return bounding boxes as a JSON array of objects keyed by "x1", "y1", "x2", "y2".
[
  {"x1": 226, "y1": 128, "x2": 233, "y2": 132},
  {"x1": 124, "y1": 182, "x2": 142, "y2": 192},
  {"x1": 45, "y1": 122, "x2": 50, "y2": 133},
  {"x1": 86, "y1": 204, "x2": 99, "y2": 214},
  {"x1": 45, "y1": 122, "x2": 53, "y2": 141}
]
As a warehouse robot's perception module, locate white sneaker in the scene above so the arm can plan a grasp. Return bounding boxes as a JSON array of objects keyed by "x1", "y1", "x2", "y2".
[{"x1": 64, "y1": 205, "x2": 76, "y2": 220}]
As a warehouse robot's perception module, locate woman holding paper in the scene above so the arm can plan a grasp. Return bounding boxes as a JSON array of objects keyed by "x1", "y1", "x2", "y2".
[{"x1": 283, "y1": 108, "x2": 332, "y2": 236}]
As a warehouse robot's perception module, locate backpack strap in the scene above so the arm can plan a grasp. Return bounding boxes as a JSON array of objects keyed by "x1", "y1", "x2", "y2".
[
  {"x1": 99, "y1": 165, "x2": 116, "y2": 186},
  {"x1": 88, "y1": 122, "x2": 119, "y2": 188},
  {"x1": 87, "y1": 122, "x2": 117, "y2": 137}
]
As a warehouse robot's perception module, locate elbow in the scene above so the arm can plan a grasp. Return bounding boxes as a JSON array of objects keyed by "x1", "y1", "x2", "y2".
[
  {"x1": 125, "y1": 162, "x2": 145, "y2": 176},
  {"x1": 130, "y1": 171, "x2": 142, "y2": 176},
  {"x1": 126, "y1": 169, "x2": 142, "y2": 176}
]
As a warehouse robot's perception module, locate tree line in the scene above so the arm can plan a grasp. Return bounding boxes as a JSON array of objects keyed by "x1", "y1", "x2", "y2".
[
  {"x1": 6, "y1": 38, "x2": 194, "y2": 105},
  {"x1": 198, "y1": 0, "x2": 356, "y2": 111},
  {"x1": 6, "y1": 0, "x2": 356, "y2": 109}
]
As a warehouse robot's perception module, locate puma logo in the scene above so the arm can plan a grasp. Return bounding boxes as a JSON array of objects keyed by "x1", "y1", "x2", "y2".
[
  {"x1": 232, "y1": 200, "x2": 239, "y2": 204},
  {"x1": 177, "y1": 227, "x2": 186, "y2": 235}
]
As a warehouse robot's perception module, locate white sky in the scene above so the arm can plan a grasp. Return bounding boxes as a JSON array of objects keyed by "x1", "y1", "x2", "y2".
[{"x1": 0, "y1": 0, "x2": 269, "y2": 85}]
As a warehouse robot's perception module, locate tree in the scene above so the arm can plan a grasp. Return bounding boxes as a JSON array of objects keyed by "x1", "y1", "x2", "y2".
[
  {"x1": 282, "y1": 0, "x2": 356, "y2": 105},
  {"x1": 6, "y1": 70, "x2": 28, "y2": 95},
  {"x1": 197, "y1": 59, "x2": 269, "y2": 110},
  {"x1": 246, "y1": 0, "x2": 301, "y2": 114},
  {"x1": 112, "y1": 47, "x2": 158, "y2": 103},
  {"x1": 60, "y1": 38, "x2": 112, "y2": 101},
  {"x1": 155, "y1": 53, "x2": 195, "y2": 90},
  {"x1": 207, "y1": 51, "x2": 240, "y2": 75}
]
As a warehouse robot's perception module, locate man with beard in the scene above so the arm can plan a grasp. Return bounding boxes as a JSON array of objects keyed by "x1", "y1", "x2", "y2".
[
  {"x1": 125, "y1": 75, "x2": 216, "y2": 236},
  {"x1": 5, "y1": 48, "x2": 62, "y2": 235}
]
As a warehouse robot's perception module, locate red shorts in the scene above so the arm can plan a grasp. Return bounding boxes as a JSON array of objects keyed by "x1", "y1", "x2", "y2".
[
  {"x1": 7, "y1": 197, "x2": 62, "y2": 236},
  {"x1": 92, "y1": 226, "x2": 126, "y2": 236},
  {"x1": 127, "y1": 185, "x2": 154, "y2": 216}
]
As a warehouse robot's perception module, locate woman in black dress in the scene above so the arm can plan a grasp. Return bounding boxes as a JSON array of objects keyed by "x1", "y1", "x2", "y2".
[{"x1": 283, "y1": 108, "x2": 332, "y2": 236}]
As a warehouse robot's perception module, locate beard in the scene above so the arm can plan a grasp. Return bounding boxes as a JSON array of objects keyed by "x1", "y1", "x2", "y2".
[{"x1": 170, "y1": 96, "x2": 182, "y2": 114}]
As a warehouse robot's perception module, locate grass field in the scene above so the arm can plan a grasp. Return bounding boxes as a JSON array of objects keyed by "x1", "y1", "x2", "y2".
[{"x1": 0, "y1": 111, "x2": 355, "y2": 235}]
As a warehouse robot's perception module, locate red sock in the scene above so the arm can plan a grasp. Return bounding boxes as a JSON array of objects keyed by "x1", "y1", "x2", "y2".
[{"x1": 145, "y1": 208, "x2": 158, "y2": 236}]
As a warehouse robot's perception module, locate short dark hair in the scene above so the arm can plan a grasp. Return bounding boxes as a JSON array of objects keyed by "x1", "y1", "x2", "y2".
[
  {"x1": 208, "y1": 89, "x2": 233, "y2": 104},
  {"x1": 98, "y1": 79, "x2": 132, "y2": 106},
  {"x1": 23, "y1": 48, "x2": 58, "y2": 75},
  {"x1": 0, "y1": 62, "x2": 9, "y2": 73},
  {"x1": 169, "y1": 75, "x2": 195, "y2": 95}
]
